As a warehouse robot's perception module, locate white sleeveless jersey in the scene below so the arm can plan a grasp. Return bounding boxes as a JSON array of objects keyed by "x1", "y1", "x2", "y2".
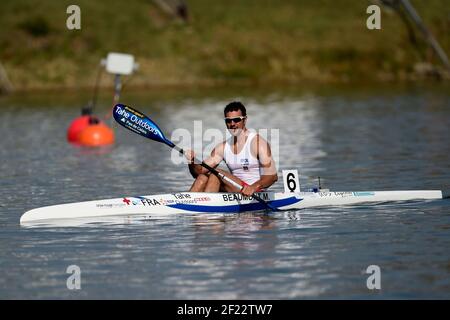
[{"x1": 223, "y1": 131, "x2": 261, "y2": 185}]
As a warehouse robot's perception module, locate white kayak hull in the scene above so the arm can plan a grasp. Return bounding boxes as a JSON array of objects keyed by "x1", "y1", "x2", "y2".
[{"x1": 20, "y1": 190, "x2": 443, "y2": 224}]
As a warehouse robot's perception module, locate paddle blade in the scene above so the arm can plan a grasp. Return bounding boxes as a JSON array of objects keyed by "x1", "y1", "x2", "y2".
[{"x1": 113, "y1": 104, "x2": 174, "y2": 147}]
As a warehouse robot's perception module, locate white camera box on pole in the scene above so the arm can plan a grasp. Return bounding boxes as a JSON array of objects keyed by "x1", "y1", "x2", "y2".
[{"x1": 104, "y1": 53, "x2": 136, "y2": 76}]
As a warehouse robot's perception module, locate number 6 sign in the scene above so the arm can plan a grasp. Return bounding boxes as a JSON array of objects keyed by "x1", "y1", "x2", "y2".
[{"x1": 282, "y1": 170, "x2": 300, "y2": 193}]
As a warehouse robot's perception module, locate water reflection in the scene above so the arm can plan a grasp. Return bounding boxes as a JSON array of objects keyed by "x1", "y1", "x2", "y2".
[
  {"x1": 191, "y1": 213, "x2": 277, "y2": 235},
  {"x1": 155, "y1": 211, "x2": 335, "y2": 299}
]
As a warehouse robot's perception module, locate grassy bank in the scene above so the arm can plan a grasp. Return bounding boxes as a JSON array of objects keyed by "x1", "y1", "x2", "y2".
[{"x1": 0, "y1": 0, "x2": 449, "y2": 91}]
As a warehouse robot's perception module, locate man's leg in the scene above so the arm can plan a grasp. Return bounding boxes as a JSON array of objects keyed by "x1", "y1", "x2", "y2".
[
  {"x1": 190, "y1": 169, "x2": 245, "y2": 193},
  {"x1": 189, "y1": 174, "x2": 209, "y2": 192},
  {"x1": 204, "y1": 173, "x2": 221, "y2": 192},
  {"x1": 213, "y1": 169, "x2": 244, "y2": 193}
]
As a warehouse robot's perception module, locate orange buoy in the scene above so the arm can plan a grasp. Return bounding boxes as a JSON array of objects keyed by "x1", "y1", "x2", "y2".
[
  {"x1": 67, "y1": 115, "x2": 91, "y2": 143},
  {"x1": 78, "y1": 123, "x2": 115, "y2": 147}
]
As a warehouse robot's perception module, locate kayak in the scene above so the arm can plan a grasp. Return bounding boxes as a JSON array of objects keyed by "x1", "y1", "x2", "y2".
[{"x1": 20, "y1": 189, "x2": 444, "y2": 224}]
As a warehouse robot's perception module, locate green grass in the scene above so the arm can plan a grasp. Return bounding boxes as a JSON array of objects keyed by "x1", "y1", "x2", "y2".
[{"x1": 0, "y1": 0, "x2": 448, "y2": 90}]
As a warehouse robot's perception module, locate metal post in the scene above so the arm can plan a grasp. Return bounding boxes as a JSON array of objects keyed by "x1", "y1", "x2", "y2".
[
  {"x1": 400, "y1": 0, "x2": 450, "y2": 70},
  {"x1": 0, "y1": 61, "x2": 13, "y2": 94}
]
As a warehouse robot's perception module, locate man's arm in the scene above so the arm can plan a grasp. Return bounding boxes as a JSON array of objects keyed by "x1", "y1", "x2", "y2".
[{"x1": 186, "y1": 142, "x2": 225, "y2": 178}]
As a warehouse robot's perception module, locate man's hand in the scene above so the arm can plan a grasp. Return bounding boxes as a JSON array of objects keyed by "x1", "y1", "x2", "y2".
[
  {"x1": 241, "y1": 184, "x2": 259, "y2": 197},
  {"x1": 184, "y1": 149, "x2": 195, "y2": 164}
]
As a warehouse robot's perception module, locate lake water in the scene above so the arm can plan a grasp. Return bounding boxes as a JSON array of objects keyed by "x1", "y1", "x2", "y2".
[{"x1": 0, "y1": 84, "x2": 449, "y2": 299}]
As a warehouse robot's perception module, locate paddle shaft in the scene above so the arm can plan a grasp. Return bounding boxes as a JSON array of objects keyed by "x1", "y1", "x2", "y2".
[{"x1": 172, "y1": 145, "x2": 276, "y2": 210}]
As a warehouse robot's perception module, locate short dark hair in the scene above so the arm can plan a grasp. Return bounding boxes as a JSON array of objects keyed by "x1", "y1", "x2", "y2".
[{"x1": 224, "y1": 101, "x2": 246, "y2": 117}]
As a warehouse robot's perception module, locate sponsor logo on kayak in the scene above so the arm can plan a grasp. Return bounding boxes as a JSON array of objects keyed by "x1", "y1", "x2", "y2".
[
  {"x1": 318, "y1": 192, "x2": 332, "y2": 197},
  {"x1": 160, "y1": 197, "x2": 212, "y2": 205},
  {"x1": 97, "y1": 195, "x2": 212, "y2": 208},
  {"x1": 354, "y1": 192, "x2": 375, "y2": 197},
  {"x1": 172, "y1": 193, "x2": 192, "y2": 199},
  {"x1": 334, "y1": 192, "x2": 353, "y2": 198},
  {"x1": 165, "y1": 193, "x2": 211, "y2": 204},
  {"x1": 193, "y1": 197, "x2": 211, "y2": 202},
  {"x1": 96, "y1": 203, "x2": 127, "y2": 208},
  {"x1": 317, "y1": 192, "x2": 353, "y2": 198}
]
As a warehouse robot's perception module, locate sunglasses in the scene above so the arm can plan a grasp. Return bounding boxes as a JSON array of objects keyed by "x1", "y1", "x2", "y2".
[{"x1": 224, "y1": 116, "x2": 246, "y2": 124}]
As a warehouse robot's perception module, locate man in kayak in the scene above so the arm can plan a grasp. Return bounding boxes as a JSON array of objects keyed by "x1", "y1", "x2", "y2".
[{"x1": 185, "y1": 101, "x2": 278, "y2": 196}]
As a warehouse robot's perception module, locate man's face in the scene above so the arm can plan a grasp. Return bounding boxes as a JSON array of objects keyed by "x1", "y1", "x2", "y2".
[{"x1": 225, "y1": 110, "x2": 246, "y2": 137}]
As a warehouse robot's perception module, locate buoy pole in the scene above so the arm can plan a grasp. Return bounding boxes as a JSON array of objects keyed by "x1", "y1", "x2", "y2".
[
  {"x1": 113, "y1": 74, "x2": 122, "y2": 106},
  {"x1": 106, "y1": 74, "x2": 122, "y2": 127},
  {"x1": 0, "y1": 61, "x2": 13, "y2": 94}
]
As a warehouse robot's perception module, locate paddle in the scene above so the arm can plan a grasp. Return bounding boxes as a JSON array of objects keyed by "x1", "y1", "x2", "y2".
[{"x1": 112, "y1": 103, "x2": 278, "y2": 211}]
